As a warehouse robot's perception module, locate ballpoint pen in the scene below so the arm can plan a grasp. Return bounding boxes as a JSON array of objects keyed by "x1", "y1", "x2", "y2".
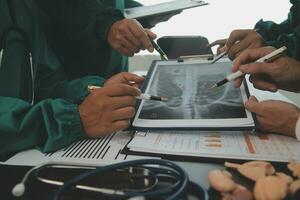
[
  {"x1": 88, "y1": 86, "x2": 168, "y2": 102},
  {"x1": 210, "y1": 51, "x2": 227, "y2": 64},
  {"x1": 148, "y1": 35, "x2": 169, "y2": 60},
  {"x1": 133, "y1": 19, "x2": 168, "y2": 60},
  {"x1": 209, "y1": 46, "x2": 287, "y2": 89}
]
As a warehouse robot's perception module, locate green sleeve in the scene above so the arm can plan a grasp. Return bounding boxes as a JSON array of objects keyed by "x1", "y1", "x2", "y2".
[
  {"x1": 36, "y1": 0, "x2": 124, "y2": 43},
  {"x1": 265, "y1": 30, "x2": 300, "y2": 60},
  {"x1": 0, "y1": 97, "x2": 83, "y2": 156},
  {"x1": 254, "y1": 0, "x2": 298, "y2": 40},
  {"x1": 0, "y1": 73, "x2": 105, "y2": 157},
  {"x1": 34, "y1": 32, "x2": 107, "y2": 103},
  {"x1": 254, "y1": 0, "x2": 300, "y2": 59}
]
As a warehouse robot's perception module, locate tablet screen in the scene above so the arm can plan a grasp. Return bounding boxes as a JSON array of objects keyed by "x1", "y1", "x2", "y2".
[{"x1": 132, "y1": 59, "x2": 256, "y2": 129}]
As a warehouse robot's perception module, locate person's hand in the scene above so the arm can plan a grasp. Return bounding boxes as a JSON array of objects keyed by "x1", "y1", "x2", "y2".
[
  {"x1": 105, "y1": 72, "x2": 144, "y2": 88},
  {"x1": 232, "y1": 46, "x2": 300, "y2": 92},
  {"x1": 108, "y1": 19, "x2": 157, "y2": 56},
  {"x1": 209, "y1": 29, "x2": 265, "y2": 59},
  {"x1": 225, "y1": 29, "x2": 266, "y2": 59},
  {"x1": 78, "y1": 84, "x2": 141, "y2": 137},
  {"x1": 207, "y1": 39, "x2": 227, "y2": 55},
  {"x1": 245, "y1": 96, "x2": 300, "y2": 138}
]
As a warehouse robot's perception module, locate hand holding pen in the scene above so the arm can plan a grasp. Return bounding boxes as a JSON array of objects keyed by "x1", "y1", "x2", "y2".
[
  {"x1": 108, "y1": 19, "x2": 157, "y2": 56},
  {"x1": 210, "y1": 46, "x2": 288, "y2": 91},
  {"x1": 134, "y1": 19, "x2": 169, "y2": 60},
  {"x1": 88, "y1": 86, "x2": 168, "y2": 102}
]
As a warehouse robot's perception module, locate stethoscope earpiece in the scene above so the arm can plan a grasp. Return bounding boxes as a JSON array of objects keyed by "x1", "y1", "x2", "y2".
[{"x1": 12, "y1": 182, "x2": 26, "y2": 197}]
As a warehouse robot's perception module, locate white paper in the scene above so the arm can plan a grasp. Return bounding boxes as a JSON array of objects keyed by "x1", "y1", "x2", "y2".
[
  {"x1": 133, "y1": 59, "x2": 255, "y2": 129},
  {"x1": 128, "y1": 130, "x2": 300, "y2": 162},
  {"x1": 2, "y1": 131, "x2": 154, "y2": 166},
  {"x1": 124, "y1": 0, "x2": 208, "y2": 19}
]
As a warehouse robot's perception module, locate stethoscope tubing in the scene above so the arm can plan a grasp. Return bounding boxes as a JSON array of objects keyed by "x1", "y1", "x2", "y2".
[{"x1": 52, "y1": 159, "x2": 189, "y2": 200}]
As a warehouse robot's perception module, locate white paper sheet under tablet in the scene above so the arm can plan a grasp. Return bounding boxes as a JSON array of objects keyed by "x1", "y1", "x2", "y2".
[
  {"x1": 124, "y1": 0, "x2": 208, "y2": 19},
  {"x1": 132, "y1": 59, "x2": 255, "y2": 128},
  {"x1": 128, "y1": 131, "x2": 300, "y2": 162},
  {"x1": 2, "y1": 131, "x2": 153, "y2": 166}
]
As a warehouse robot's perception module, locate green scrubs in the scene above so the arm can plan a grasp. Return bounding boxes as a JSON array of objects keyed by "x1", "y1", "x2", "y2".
[
  {"x1": 35, "y1": 0, "x2": 156, "y2": 81},
  {"x1": 255, "y1": 0, "x2": 300, "y2": 60},
  {"x1": 35, "y1": 0, "x2": 126, "y2": 80},
  {"x1": 0, "y1": 0, "x2": 105, "y2": 156}
]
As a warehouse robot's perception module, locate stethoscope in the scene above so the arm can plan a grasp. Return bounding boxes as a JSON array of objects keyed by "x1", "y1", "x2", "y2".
[
  {"x1": 0, "y1": 0, "x2": 35, "y2": 105},
  {"x1": 12, "y1": 159, "x2": 209, "y2": 200}
]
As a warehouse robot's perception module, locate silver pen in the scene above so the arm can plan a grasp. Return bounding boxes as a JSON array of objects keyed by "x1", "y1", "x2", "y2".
[{"x1": 88, "y1": 86, "x2": 168, "y2": 102}]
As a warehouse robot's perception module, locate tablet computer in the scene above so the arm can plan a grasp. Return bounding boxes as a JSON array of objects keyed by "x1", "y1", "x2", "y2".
[{"x1": 131, "y1": 58, "x2": 257, "y2": 130}]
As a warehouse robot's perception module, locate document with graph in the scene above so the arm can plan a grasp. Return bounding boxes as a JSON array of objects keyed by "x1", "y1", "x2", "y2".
[
  {"x1": 127, "y1": 131, "x2": 300, "y2": 162},
  {"x1": 131, "y1": 59, "x2": 256, "y2": 130},
  {"x1": 2, "y1": 131, "x2": 153, "y2": 166}
]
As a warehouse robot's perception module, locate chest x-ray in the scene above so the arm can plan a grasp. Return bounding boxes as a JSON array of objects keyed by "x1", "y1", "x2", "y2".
[{"x1": 133, "y1": 60, "x2": 255, "y2": 129}]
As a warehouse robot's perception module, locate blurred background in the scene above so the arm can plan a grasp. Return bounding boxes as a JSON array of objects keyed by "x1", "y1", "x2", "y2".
[{"x1": 136, "y1": 0, "x2": 290, "y2": 54}]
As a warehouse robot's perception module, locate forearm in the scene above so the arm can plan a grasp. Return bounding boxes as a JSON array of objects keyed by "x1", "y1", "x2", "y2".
[{"x1": 0, "y1": 97, "x2": 85, "y2": 156}]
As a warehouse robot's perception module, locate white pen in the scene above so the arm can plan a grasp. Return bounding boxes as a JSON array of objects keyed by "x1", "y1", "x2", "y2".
[
  {"x1": 210, "y1": 46, "x2": 287, "y2": 89},
  {"x1": 88, "y1": 85, "x2": 168, "y2": 102}
]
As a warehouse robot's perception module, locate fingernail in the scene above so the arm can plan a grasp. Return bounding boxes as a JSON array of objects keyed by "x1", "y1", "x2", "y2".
[
  {"x1": 149, "y1": 46, "x2": 154, "y2": 52},
  {"x1": 269, "y1": 87, "x2": 277, "y2": 92}
]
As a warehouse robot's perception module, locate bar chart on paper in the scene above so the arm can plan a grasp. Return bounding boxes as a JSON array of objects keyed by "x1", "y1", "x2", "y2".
[
  {"x1": 128, "y1": 131, "x2": 300, "y2": 162},
  {"x1": 3, "y1": 132, "x2": 152, "y2": 166}
]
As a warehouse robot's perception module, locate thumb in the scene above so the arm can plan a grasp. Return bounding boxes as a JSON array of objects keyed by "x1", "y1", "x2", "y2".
[
  {"x1": 145, "y1": 29, "x2": 157, "y2": 40},
  {"x1": 245, "y1": 96, "x2": 263, "y2": 115}
]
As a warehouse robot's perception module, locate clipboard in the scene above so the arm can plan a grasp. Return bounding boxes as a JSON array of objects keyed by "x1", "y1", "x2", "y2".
[
  {"x1": 124, "y1": 0, "x2": 208, "y2": 19},
  {"x1": 130, "y1": 57, "x2": 258, "y2": 131}
]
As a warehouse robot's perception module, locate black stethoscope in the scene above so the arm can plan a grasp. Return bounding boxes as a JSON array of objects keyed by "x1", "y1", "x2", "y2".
[
  {"x1": 0, "y1": 0, "x2": 35, "y2": 105},
  {"x1": 12, "y1": 159, "x2": 209, "y2": 200}
]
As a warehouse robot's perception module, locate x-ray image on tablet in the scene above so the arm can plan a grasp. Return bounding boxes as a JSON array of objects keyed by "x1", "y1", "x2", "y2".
[{"x1": 132, "y1": 59, "x2": 256, "y2": 130}]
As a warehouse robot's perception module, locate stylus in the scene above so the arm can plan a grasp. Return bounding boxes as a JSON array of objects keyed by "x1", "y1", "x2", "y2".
[
  {"x1": 209, "y1": 46, "x2": 287, "y2": 90},
  {"x1": 88, "y1": 86, "x2": 168, "y2": 102}
]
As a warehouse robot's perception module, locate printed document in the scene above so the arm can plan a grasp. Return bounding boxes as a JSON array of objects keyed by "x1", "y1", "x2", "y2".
[
  {"x1": 2, "y1": 131, "x2": 153, "y2": 166},
  {"x1": 128, "y1": 131, "x2": 300, "y2": 162}
]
